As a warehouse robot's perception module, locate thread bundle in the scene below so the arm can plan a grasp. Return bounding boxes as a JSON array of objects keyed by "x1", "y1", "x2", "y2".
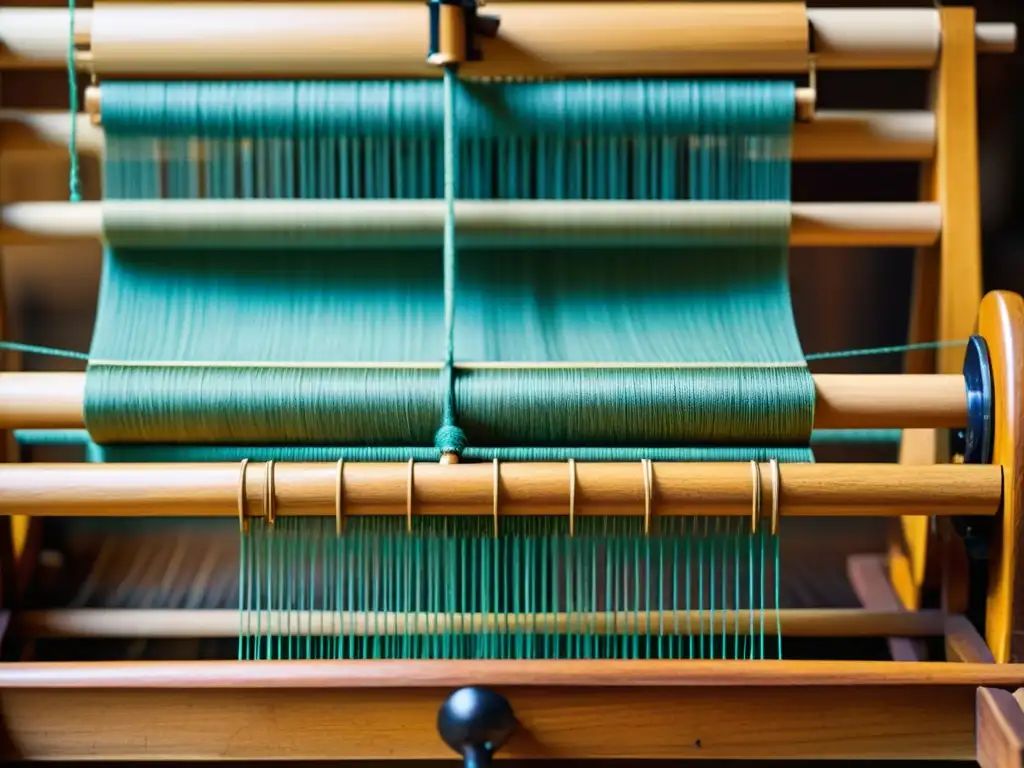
[{"x1": 86, "y1": 79, "x2": 813, "y2": 461}]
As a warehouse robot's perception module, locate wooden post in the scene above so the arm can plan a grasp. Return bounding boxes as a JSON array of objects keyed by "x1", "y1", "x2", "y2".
[
  {"x1": 977, "y1": 688, "x2": 1024, "y2": 767},
  {"x1": 892, "y1": 6, "x2": 983, "y2": 614}
]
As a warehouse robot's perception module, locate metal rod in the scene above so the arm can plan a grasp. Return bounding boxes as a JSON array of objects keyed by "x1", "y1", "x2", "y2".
[{"x1": 0, "y1": 462, "x2": 1000, "y2": 519}]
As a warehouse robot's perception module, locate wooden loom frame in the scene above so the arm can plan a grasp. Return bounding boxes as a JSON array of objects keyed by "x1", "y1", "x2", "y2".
[{"x1": 0, "y1": 1, "x2": 1022, "y2": 762}]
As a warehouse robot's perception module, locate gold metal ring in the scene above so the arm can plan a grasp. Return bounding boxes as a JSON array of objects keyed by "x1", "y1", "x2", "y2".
[
  {"x1": 568, "y1": 458, "x2": 576, "y2": 537},
  {"x1": 335, "y1": 458, "x2": 345, "y2": 536},
  {"x1": 770, "y1": 458, "x2": 781, "y2": 536},
  {"x1": 407, "y1": 458, "x2": 415, "y2": 533},
  {"x1": 750, "y1": 460, "x2": 761, "y2": 535},
  {"x1": 492, "y1": 458, "x2": 500, "y2": 539},
  {"x1": 237, "y1": 459, "x2": 250, "y2": 534},
  {"x1": 264, "y1": 459, "x2": 276, "y2": 527}
]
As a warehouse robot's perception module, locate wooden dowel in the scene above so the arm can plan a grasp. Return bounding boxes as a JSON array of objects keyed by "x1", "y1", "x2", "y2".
[
  {"x1": 793, "y1": 110, "x2": 935, "y2": 161},
  {"x1": 974, "y1": 23, "x2": 1017, "y2": 55},
  {"x1": 0, "y1": 7, "x2": 1012, "y2": 73},
  {"x1": 807, "y1": 10, "x2": 1016, "y2": 68},
  {"x1": 11, "y1": 608, "x2": 949, "y2": 639},
  {"x1": 0, "y1": 201, "x2": 942, "y2": 249},
  {"x1": 3, "y1": 658, "x2": 1024, "y2": 690},
  {"x1": 0, "y1": 110, "x2": 104, "y2": 155},
  {"x1": 3, "y1": 3, "x2": 810, "y2": 75},
  {"x1": 0, "y1": 462, "x2": 1000, "y2": 519},
  {"x1": 0, "y1": 372, "x2": 969, "y2": 431},
  {"x1": 0, "y1": 373, "x2": 84, "y2": 429},
  {"x1": 0, "y1": 108, "x2": 937, "y2": 162}
]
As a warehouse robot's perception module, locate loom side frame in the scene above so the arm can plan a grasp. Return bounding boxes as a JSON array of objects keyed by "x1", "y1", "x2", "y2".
[{"x1": 891, "y1": 5, "x2": 985, "y2": 619}]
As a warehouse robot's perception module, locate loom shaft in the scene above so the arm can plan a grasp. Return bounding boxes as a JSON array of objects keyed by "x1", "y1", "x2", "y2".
[
  {"x1": 0, "y1": 372, "x2": 969, "y2": 431},
  {"x1": 0, "y1": 200, "x2": 943, "y2": 249},
  {"x1": 0, "y1": 6, "x2": 1014, "y2": 75},
  {"x1": 0, "y1": 462, "x2": 999, "y2": 519},
  {"x1": 0, "y1": 108, "x2": 942, "y2": 162},
  {"x1": 11, "y1": 608, "x2": 948, "y2": 639}
]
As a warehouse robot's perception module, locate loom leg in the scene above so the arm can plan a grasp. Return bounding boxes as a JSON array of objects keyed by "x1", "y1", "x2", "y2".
[
  {"x1": 977, "y1": 688, "x2": 1024, "y2": 768},
  {"x1": 847, "y1": 554, "x2": 926, "y2": 661}
]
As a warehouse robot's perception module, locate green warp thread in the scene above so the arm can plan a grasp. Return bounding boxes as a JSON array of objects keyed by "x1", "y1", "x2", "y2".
[
  {"x1": 239, "y1": 516, "x2": 782, "y2": 661},
  {"x1": 86, "y1": 79, "x2": 813, "y2": 461}
]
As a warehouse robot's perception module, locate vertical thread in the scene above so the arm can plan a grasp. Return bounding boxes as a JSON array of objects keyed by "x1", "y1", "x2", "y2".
[
  {"x1": 66, "y1": 0, "x2": 81, "y2": 202},
  {"x1": 434, "y1": 67, "x2": 466, "y2": 456}
]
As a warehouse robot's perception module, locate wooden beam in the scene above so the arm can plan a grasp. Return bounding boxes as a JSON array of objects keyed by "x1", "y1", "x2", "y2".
[
  {"x1": 1, "y1": 659, "x2": 1023, "y2": 761},
  {"x1": 946, "y1": 615, "x2": 996, "y2": 664},
  {"x1": 848, "y1": 554, "x2": 925, "y2": 661}
]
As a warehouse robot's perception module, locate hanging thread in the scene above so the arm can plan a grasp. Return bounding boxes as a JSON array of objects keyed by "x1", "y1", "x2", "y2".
[
  {"x1": 66, "y1": 0, "x2": 81, "y2": 202},
  {"x1": 434, "y1": 66, "x2": 466, "y2": 457}
]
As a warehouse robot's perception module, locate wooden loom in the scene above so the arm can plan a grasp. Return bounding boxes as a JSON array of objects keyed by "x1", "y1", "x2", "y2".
[{"x1": 0, "y1": 0, "x2": 1022, "y2": 763}]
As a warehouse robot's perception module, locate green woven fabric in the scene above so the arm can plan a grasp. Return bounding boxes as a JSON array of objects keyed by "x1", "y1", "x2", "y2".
[{"x1": 83, "y1": 79, "x2": 808, "y2": 660}]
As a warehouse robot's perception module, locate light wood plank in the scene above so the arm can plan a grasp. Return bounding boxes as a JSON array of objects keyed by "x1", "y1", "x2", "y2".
[{"x1": 978, "y1": 687, "x2": 1024, "y2": 768}]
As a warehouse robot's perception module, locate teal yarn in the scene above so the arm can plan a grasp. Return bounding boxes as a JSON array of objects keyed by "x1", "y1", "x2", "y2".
[
  {"x1": 434, "y1": 67, "x2": 465, "y2": 457},
  {"x1": 434, "y1": 422, "x2": 467, "y2": 454},
  {"x1": 0, "y1": 340, "x2": 88, "y2": 361},
  {"x1": 810, "y1": 429, "x2": 902, "y2": 446},
  {"x1": 66, "y1": 0, "x2": 81, "y2": 202},
  {"x1": 99, "y1": 80, "x2": 794, "y2": 144},
  {"x1": 14, "y1": 429, "x2": 91, "y2": 446},
  {"x1": 94, "y1": 444, "x2": 815, "y2": 463},
  {"x1": 86, "y1": 79, "x2": 812, "y2": 461},
  {"x1": 238, "y1": 515, "x2": 783, "y2": 661},
  {"x1": 806, "y1": 339, "x2": 968, "y2": 362}
]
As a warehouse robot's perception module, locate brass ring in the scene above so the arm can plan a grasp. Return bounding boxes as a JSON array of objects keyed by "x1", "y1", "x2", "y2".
[
  {"x1": 492, "y1": 458, "x2": 500, "y2": 539},
  {"x1": 264, "y1": 459, "x2": 276, "y2": 527},
  {"x1": 407, "y1": 458, "x2": 415, "y2": 533},
  {"x1": 642, "y1": 458, "x2": 653, "y2": 536},
  {"x1": 750, "y1": 460, "x2": 761, "y2": 535},
  {"x1": 568, "y1": 458, "x2": 576, "y2": 537},
  {"x1": 335, "y1": 458, "x2": 345, "y2": 536},
  {"x1": 770, "y1": 458, "x2": 781, "y2": 536},
  {"x1": 237, "y1": 459, "x2": 250, "y2": 534}
]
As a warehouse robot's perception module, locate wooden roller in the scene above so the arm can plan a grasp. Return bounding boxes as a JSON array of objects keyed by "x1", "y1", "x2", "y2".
[
  {"x1": 0, "y1": 462, "x2": 1001, "y2": 519},
  {"x1": 0, "y1": 5, "x2": 1014, "y2": 75},
  {"x1": 10, "y1": 607, "x2": 950, "y2": 639},
  {"x1": 0, "y1": 108, "x2": 941, "y2": 163},
  {"x1": 0, "y1": 200, "x2": 943, "y2": 249},
  {"x1": 0, "y1": 372, "x2": 968, "y2": 431}
]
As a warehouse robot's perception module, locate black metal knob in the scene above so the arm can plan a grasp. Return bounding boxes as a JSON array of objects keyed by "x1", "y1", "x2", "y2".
[{"x1": 437, "y1": 686, "x2": 516, "y2": 768}]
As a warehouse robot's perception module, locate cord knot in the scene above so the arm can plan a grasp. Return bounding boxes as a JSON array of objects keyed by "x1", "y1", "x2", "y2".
[{"x1": 434, "y1": 424, "x2": 467, "y2": 455}]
